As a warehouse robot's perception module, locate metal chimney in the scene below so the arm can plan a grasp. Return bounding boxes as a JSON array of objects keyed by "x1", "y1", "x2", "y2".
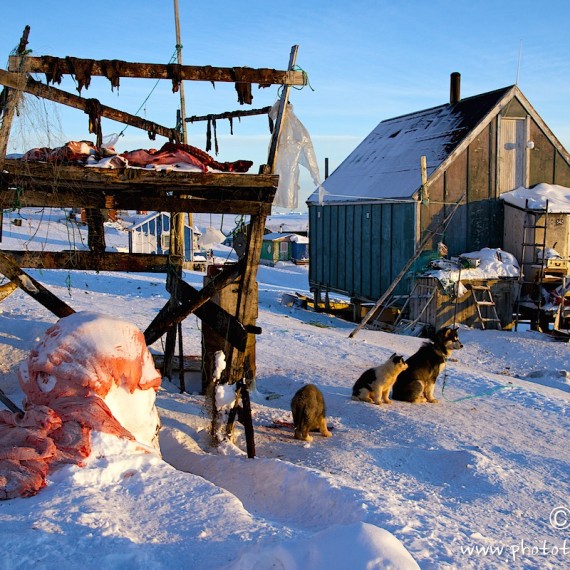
[{"x1": 450, "y1": 72, "x2": 461, "y2": 105}]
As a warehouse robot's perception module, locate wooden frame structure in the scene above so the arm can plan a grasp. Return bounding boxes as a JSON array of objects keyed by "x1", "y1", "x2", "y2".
[{"x1": 0, "y1": 29, "x2": 305, "y2": 457}]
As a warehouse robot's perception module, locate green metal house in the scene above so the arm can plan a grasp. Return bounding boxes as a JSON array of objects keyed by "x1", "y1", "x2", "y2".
[
  {"x1": 307, "y1": 74, "x2": 570, "y2": 307},
  {"x1": 260, "y1": 232, "x2": 296, "y2": 266}
]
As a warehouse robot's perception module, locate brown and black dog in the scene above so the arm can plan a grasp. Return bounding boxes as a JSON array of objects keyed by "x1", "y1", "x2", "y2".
[
  {"x1": 391, "y1": 327, "x2": 463, "y2": 403},
  {"x1": 290, "y1": 384, "x2": 332, "y2": 442}
]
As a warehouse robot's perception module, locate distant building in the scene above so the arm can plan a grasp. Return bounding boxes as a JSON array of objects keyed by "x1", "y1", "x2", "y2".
[
  {"x1": 260, "y1": 232, "x2": 309, "y2": 266},
  {"x1": 128, "y1": 212, "x2": 201, "y2": 262}
]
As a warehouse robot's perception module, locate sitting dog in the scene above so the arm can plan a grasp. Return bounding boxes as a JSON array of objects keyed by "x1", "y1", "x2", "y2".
[
  {"x1": 352, "y1": 353, "x2": 408, "y2": 404},
  {"x1": 291, "y1": 384, "x2": 332, "y2": 442},
  {"x1": 392, "y1": 327, "x2": 463, "y2": 403}
]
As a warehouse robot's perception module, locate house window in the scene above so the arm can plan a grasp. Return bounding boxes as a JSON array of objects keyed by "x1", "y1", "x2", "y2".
[
  {"x1": 279, "y1": 242, "x2": 288, "y2": 254},
  {"x1": 161, "y1": 232, "x2": 171, "y2": 251}
]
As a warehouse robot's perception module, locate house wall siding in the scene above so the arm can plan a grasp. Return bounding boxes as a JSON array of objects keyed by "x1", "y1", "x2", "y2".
[{"x1": 309, "y1": 202, "x2": 415, "y2": 301}]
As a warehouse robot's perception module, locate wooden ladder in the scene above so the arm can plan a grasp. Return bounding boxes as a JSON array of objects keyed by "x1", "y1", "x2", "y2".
[
  {"x1": 514, "y1": 200, "x2": 549, "y2": 330},
  {"x1": 469, "y1": 284, "x2": 501, "y2": 329}
]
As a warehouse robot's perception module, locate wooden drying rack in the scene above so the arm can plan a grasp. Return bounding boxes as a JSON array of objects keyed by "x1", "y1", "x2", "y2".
[{"x1": 0, "y1": 27, "x2": 306, "y2": 457}]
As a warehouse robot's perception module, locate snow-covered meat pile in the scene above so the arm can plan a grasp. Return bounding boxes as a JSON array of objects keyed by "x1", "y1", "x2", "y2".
[
  {"x1": 12, "y1": 140, "x2": 253, "y2": 173},
  {"x1": 0, "y1": 312, "x2": 162, "y2": 499}
]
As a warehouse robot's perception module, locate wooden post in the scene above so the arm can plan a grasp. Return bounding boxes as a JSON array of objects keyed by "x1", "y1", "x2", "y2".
[
  {"x1": 267, "y1": 45, "x2": 299, "y2": 171},
  {"x1": 0, "y1": 26, "x2": 30, "y2": 164},
  {"x1": 224, "y1": 211, "x2": 268, "y2": 457},
  {"x1": 173, "y1": 0, "x2": 188, "y2": 143},
  {"x1": 84, "y1": 208, "x2": 106, "y2": 254},
  {"x1": 177, "y1": 321, "x2": 186, "y2": 393},
  {"x1": 162, "y1": 1, "x2": 191, "y2": 386},
  {"x1": 420, "y1": 155, "x2": 429, "y2": 202},
  {"x1": 220, "y1": 47, "x2": 299, "y2": 454}
]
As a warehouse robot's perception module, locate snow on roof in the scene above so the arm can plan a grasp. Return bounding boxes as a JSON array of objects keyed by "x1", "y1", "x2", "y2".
[
  {"x1": 500, "y1": 183, "x2": 570, "y2": 213},
  {"x1": 307, "y1": 86, "x2": 513, "y2": 204},
  {"x1": 262, "y1": 232, "x2": 296, "y2": 241}
]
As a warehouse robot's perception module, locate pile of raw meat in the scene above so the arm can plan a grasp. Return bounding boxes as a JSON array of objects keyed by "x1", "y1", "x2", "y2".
[{"x1": 0, "y1": 312, "x2": 162, "y2": 499}]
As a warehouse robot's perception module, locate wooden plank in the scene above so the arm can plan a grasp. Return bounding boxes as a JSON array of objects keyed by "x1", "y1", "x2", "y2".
[
  {"x1": 9, "y1": 56, "x2": 307, "y2": 87},
  {"x1": 144, "y1": 259, "x2": 244, "y2": 346},
  {"x1": 370, "y1": 206, "x2": 382, "y2": 300},
  {"x1": 0, "y1": 251, "x2": 75, "y2": 318},
  {"x1": 187, "y1": 106, "x2": 272, "y2": 123},
  {"x1": 0, "y1": 250, "x2": 171, "y2": 272},
  {"x1": 1, "y1": 159, "x2": 278, "y2": 213},
  {"x1": 0, "y1": 188, "x2": 274, "y2": 215},
  {"x1": 2, "y1": 159, "x2": 278, "y2": 191},
  {"x1": 529, "y1": 119, "x2": 555, "y2": 186},
  {"x1": 0, "y1": 68, "x2": 178, "y2": 141}
]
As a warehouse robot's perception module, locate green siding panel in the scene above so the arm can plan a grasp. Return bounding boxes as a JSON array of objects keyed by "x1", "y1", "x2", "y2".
[{"x1": 309, "y1": 202, "x2": 416, "y2": 301}]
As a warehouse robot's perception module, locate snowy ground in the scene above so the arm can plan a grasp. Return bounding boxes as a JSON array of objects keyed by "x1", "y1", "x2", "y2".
[{"x1": 1, "y1": 208, "x2": 569, "y2": 569}]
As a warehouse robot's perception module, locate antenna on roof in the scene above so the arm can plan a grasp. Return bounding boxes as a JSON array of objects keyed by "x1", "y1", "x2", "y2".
[{"x1": 515, "y1": 39, "x2": 523, "y2": 85}]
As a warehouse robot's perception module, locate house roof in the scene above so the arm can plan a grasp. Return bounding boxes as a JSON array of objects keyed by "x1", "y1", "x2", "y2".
[
  {"x1": 130, "y1": 211, "x2": 200, "y2": 234},
  {"x1": 262, "y1": 232, "x2": 296, "y2": 242},
  {"x1": 307, "y1": 85, "x2": 522, "y2": 205}
]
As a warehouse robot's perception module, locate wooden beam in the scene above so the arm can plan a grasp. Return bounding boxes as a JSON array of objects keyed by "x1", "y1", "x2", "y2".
[
  {"x1": 267, "y1": 45, "x2": 299, "y2": 171},
  {"x1": 1, "y1": 159, "x2": 278, "y2": 213},
  {"x1": 0, "y1": 68, "x2": 178, "y2": 141},
  {"x1": 225, "y1": 212, "x2": 267, "y2": 385},
  {"x1": 0, "y1": 188, "x2": 274, "y2": 215},
  {"x1": 0, "y1": 250, "x2": 171, "y2": 272},
  {"x1": 144, "y1": 259, "x2": 244, "y2": 346},
  {"x1": 2, "y1": 158, "x2": 278, "y2": 192},
  {"x1": 0, "y1": 251, "x2": 75, "y2": 318},
  {"x1": 187, "y1": 107, "x2": 272, "y2": 123},
  {"x1": 9, "y1": 56, "x2": 307, "y2": 87},
  {"x1": 0, "y1": 27, "x2": 30, "y2": 163}
]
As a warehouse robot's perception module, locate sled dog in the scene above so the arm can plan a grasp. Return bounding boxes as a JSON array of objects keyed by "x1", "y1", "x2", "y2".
[
  {"x1": 352, "y1": 353, "x2": 408, "y2": 404},
  {"x1": 291, "y1": 384, "x2": 332, "y2": 442},
  {"x1": 392, "y1": 327, "x2": 463, "y2": 403}
]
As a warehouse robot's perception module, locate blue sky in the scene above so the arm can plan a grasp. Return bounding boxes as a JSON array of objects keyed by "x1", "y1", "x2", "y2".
[{"x1": 2, "y1": 1, "x2": 569, "y2": 209}]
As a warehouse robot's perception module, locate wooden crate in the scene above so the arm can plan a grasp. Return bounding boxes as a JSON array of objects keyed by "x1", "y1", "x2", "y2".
[{"x1": 409, "y1": 277, "x2": 518, "y2": 330}]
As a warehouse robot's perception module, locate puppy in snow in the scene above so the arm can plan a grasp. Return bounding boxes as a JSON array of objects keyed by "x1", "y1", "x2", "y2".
[
  {"x1": 291, "y1": 384, "x2": 332, "y2": 442},
  {"x1": 352, "y1": 353, "x2": 408, "y2": 404}
]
